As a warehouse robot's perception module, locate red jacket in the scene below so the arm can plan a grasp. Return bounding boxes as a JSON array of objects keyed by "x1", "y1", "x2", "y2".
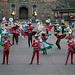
[
  {"x1": 67, "y1": 40, "x2": 74, "y2": 51},
  {"x1": 2, "y1": 40, "x2": 12, "y2": 51},
  {"x1": 32, "y1": 39, "x2": 40, "y2": 50}
]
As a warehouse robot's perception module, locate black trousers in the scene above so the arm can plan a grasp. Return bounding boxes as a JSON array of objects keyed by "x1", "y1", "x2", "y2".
[
  {"x1": 73, "y1": 48, "x2": 75, "y2": 54},
  {"x1": 46, "y1": 29, "x2": 48, "y2": 34},
  {"x1": 54, "y1": 27, "x2": 57, "y2": 32},
  {"x1": 62, "y1": 29, "x2": 64, "y2": 34},
  {"x1": 43, "y1": 50, "x2": 47, "y2": 54},
  {"x1": 56, "y1": 40, "x2": 61, "y2": 49},
  {"x1": 12, "y1": 33, "x2": 18, "y2": 45},
  {"x1": 28, "y1": 38, "x2": 32, "y2": 47}
]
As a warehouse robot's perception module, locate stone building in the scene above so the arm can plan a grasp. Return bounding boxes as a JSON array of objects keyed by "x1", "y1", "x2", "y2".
[
  {"x1": 52, "y1": 0, "x2": 75, "y2": 21},
  {"x1": 0, "y1": 0, "x2": 56, "y2": 21}
]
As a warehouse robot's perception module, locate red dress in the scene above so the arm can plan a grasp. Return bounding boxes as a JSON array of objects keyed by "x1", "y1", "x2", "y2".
[
  {"x1": 2, "y1": 40, "x2": 12, "y2": 64},
  {"x1": 42, "y1": 37, "x2": 47, "y2": 40},
  {"x1": 65, "y1": 40, "x2": 74, "y2": 64},
  {"x1": 30, "y1": 39, "x2": 40, "y2": 64}
]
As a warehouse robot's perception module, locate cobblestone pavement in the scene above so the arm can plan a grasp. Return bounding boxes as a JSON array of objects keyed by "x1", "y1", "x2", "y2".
[{"x1": 0, "y1": 23, "x2": 75, "y2": 75}]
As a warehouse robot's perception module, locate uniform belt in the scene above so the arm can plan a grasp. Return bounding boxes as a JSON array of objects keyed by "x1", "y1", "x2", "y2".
[
  {"x1": 35, "y1": 47, "x2": 39, "y2": 49},
  {"x1": 70, "y1": 48, "x2": 73, "y2": 50}
]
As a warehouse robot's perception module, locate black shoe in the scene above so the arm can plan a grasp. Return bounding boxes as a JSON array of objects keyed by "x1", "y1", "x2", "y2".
[
  {"x1": 16, "y1": 43, "x2": 18, "y2": 45},
  {"x1": 57, "y1": 48, "x2": 61, "y2": 50},
  {"x1": 44, "y1": 50, "x2": 47, "y2": 54},
  {"x1": 12, "y1": 43, "x2": 14, "y2": 45},
  {"x1": 43, "y1": 52, "x2": 45, "y2": 54}
]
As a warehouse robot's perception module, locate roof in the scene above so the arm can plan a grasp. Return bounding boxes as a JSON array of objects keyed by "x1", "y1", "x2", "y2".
[{"x1": 52, "y1": 8, "x2": 75, "y2": 13}]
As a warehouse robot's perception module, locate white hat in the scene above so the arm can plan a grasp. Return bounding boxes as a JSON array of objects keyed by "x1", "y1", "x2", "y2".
[
  {"x1": 28, "y1": 22, "x2": 32, "y2": 25},
  {"x1": 61, "y1": 19, "x2": 64, "y2": 23},
  {"x1": 46, "y1": 20, "x2": 50, "y2": 23},
  {"x1": 41, "y1": 31, "x2": 46, "y2": 34},
  {"x1": 9, "y1": 18, "x2": 13, "y2": 22},
  {"x1": 37, "y1": 22, "x2": 40, "y2": 25},
  {"x1": 2, "y1": 17, "x2": 6, "y2": 20},
  {"x1": 15, "y1": 23, "x2": 18, "y2": 26},
  {"x1": 48, "y1": 19, "x2": 51, "y2": 22},
  {"x1": 56, "y1": 23, "x2": 59, "y2": 26}
]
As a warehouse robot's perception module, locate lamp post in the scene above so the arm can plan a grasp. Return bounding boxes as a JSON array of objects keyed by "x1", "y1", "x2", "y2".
[
  {"x1": 34, "y1": 11, "x2": 37, "y2": 21},
  {"x1": 48, "y1": 15, "x2": 50, "y2": 18},
  {"x1": 55, "y1": 15, "x2": 58, "y2": 19},
  {"x1": 12, "y1": 11, "x2": 15, "y2": 22}
]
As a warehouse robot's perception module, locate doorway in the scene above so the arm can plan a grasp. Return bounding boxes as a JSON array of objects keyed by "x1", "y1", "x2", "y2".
[{"x1": 19, "y1": 7, "x2": 28, "y2": 19}]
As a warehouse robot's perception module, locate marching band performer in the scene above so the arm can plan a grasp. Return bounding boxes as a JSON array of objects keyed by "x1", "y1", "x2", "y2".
[
  {"x1": 43, "y1": 19, "x2": 53, "y2": 34},
  {"x1": 37, "y1": 20, "x2": 43, "y2": 31},
  {"x1": 1, "y1": 17, "x2": 7, "y2": 30},
  {"x1": 12, "y1": 24, "x2": 20, "y2": 45},
  {"x1": 29, "y1": 34, "x2": 40, "y2": 65},
  {"x1": 28, "y1": 29, "x2": 33, "y2": 47},
  {"x1": 1, "y1": 35, "x2": 12, "y2": 65},
  {"x1": 45, "y1": 20, "x2": 50, "y2": 34},
  {"x1": 65, "y1": 35, "x2": 75, "y2": 65},
  {"x1": 54, "y1": 30, "x2": 66, "y2": 50},
  {"x1": 54, "y1": 19, "x2": 59, "y2": 32},
  {"x1": 20, "y1": 21, "x2": 27, "y2": 29},
  {"x1": 8, "y1": 18, "x2": 14, "y2": 28},
  {"x1": 27, "y1": 22, "x2": 34, "y2": 30},
  {"x1": 15, "y1": 21, "x2": 21, "y2": 26},
  {"x1": 54, "y1": 30, "x2": 61, "y2": 49}
]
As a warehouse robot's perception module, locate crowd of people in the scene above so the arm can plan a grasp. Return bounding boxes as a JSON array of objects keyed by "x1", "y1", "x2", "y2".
[{"x1": 0, "y1": 17, "x2": 75, "y2": 65}]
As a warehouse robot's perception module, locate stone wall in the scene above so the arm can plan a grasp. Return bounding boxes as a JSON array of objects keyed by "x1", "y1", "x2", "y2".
[{"x1": 0, "y1": 0, "x2": 56, "y2": 21}]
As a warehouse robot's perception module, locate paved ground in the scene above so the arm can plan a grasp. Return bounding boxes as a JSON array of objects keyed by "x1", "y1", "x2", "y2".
[{"x1": 0, "y1": 23, "x2": 75, "y2": 75}]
